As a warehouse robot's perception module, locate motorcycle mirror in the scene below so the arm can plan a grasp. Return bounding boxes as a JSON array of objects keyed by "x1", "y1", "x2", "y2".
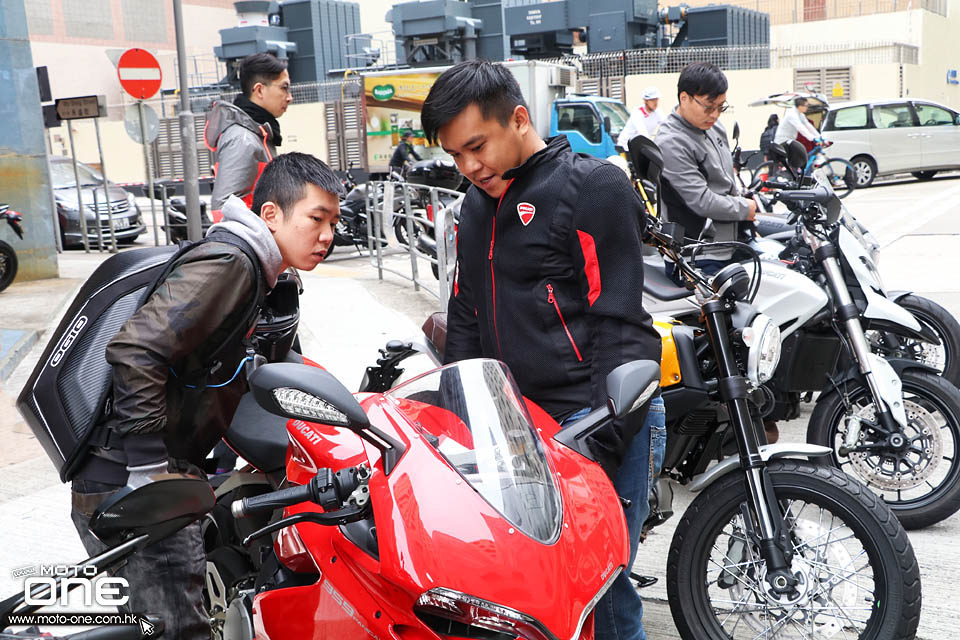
[
  {"x1": 248, "y1": 362, "x2": 370, "y2": 431},
  {"x1": 732, "y1": 122, "x2": 740, "y2": 142},
  {"x1": 768, "y1": 142, "x2": 787, "y2": 162},
  {"x1": 606, "y1": 360, "x2": 661, "y2": 419},
  {"x1": 628, "y1": 135, "x2": 664, "y2": 184},
  {"x1": 786, "y1": 140, "x2": 808, "y2": 173},
  {"x1": 90, "y1": 475, "x2": 215, "y2": 547}
]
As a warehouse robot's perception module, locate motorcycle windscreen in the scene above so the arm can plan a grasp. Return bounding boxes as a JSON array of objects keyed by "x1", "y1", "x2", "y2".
[{"x1": 387, "y1": 359, "x2": 563, "y2": 543}]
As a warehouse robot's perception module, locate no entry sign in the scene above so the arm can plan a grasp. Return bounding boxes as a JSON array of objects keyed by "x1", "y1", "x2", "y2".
[{"x1": 117, "y1": 48, "x2": 162, "y2": 100}]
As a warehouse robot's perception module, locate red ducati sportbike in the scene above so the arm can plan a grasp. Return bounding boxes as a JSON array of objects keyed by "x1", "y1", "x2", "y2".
[{"x1": 1, "y1": 357, "x2": 660, "y2": 640}]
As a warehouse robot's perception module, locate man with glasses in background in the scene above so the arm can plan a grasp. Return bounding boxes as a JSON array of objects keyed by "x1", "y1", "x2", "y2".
[
  {"x1": 656, "y1": 62, "x2": 778, "y2": 443},
  {"x1": 656, "y1": 61, "x2": 757, "y2": 280},
  {"x1": 206, "y1": 52, "x2": 293, "y2": 220}
]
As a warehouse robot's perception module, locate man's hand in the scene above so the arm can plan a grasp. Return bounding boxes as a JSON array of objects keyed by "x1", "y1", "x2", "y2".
[{"x1": 746, "y1": 197, "x2": 758, "y2": 221}]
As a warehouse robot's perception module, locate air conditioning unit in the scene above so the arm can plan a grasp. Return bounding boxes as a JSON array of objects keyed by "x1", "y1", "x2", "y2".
[{"x1": 549, "y1": 66, "x2": 575, "y2": 88}]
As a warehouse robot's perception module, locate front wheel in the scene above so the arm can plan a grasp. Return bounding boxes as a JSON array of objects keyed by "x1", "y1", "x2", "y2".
[
  {"x1": 818, "y1": 158, "x2": 857, "y2": 198},
  {"x1": 808, "y1": 369, "x2": 960, "y2": 529},
  {"x1": 0, "y1": 240, "x2": 17, "y2": 292},
  {"x1": 667, "y1": 459, "x2": 921, "y2": 640},
  {"x1": 868, "y1": 293, "x2": 960, "y2": 387}
]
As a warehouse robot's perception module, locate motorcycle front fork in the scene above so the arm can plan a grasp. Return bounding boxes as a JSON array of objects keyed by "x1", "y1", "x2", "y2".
[
  {"x1": 703, "y1": 300, "x2": 797, "y2": 595},
  {"x1": 806, "y1": 229, "x2": 904, "y2": 438}
]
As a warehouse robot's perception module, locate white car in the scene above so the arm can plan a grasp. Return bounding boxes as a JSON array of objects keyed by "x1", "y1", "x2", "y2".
[{"x1": 821, "y1": 99, "x2": 960, "y2": 187}]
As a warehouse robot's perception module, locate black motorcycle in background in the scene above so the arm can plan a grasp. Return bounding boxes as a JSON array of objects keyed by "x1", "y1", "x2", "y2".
[{"x1": 0, "y1": 204, "x2": 24, "y2": 293}]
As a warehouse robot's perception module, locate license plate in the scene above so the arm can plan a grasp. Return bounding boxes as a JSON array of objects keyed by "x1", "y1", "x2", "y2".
[{"x1": 112, "y1": 217, "x2": 131, "y2": 230}]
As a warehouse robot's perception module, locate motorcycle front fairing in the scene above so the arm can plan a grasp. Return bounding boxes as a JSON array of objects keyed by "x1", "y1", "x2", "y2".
[{"x1": 255, "y1": 359, "x2": 627, "y2": 640}]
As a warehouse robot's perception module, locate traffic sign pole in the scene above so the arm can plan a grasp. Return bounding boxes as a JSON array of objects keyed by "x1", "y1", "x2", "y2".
[
  {"x1": 66, "y1": 125, "x2": 90, "y2": 253},
  {"x1": 93, "y1": 117, "x2": 118, "y2": 253},
  {"x1": 138, "y1": 101, "x2": 159, "y2": 247}
]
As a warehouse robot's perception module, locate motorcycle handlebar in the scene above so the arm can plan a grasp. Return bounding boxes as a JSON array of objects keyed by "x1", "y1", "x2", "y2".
[
  {"x1": 233, "y1": 469, "x2": 340, "y2": 518},
  {"x1": 232, "y1": 468, "x2": 363, "y2": 518}
]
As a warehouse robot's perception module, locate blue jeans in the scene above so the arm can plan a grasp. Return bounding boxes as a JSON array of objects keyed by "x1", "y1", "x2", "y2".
[{"x1": 564, "y1": 397, "x2": 667, "y2": 640}]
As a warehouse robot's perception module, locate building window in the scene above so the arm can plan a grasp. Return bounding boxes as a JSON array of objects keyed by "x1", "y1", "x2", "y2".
[
  {"x1": 122, "y1": 0, "x2": 168, "y2": 44},
  {"x1": 63, "y1": 0, "x2": 114, "y2": 40},
  {"x1": 26, "y1": 0, "x2": 54, "y2": 36}
]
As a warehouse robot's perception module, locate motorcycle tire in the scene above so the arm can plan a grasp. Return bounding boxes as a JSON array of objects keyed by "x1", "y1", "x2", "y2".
[
  {"x1": 0, "y1": 240, "x2": 17, "y2": 293},
  {"x1": 808, "y1": 369, "x2": 960, "y2": 529},
  {"x1": 869, "y1": 294, "x2": 960, "y2": 388},
  {"x1": 667, "y1": 459, "x2": 921, "y2": 640}
]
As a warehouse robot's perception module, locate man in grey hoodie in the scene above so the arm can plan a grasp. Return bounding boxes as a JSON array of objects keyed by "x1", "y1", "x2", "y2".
[
  {"x1": 656, "y1": 62, "x2": 757, "y2": 273},
  {"x1": 69, "y1": 153, "x2": 341, "y2": 639},
  {"x1": 205, "y1": 53, "x2": 293, "y2": 218}
]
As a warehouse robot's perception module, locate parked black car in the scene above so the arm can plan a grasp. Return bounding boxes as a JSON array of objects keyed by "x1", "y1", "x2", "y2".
[{"x1": 49, "y1": 157, "x2": 146, "y2": 248}]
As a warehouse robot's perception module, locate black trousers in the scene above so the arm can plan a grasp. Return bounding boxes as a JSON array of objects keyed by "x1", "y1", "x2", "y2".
[{"x1": 70, "y1": 478, "x2": 210, "y2": 640}]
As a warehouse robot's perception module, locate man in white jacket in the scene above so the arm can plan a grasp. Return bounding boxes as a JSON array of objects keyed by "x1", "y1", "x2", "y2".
[
  {"x1": 774, "y1": 96, "x2": 822, "y2": 146},
  {"x1": 617, "y1": 86, "x2": 664, "y2": 149}
]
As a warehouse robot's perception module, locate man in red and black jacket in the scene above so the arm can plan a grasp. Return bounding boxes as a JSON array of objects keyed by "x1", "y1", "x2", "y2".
[{"x1": 422, "y1": 60, "x2": 662, "y2": 640}]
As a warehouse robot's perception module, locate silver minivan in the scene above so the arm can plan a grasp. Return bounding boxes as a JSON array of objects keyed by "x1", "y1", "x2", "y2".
[{"x1": 822, "y1": 99, "x2": 960, "y2": 187}]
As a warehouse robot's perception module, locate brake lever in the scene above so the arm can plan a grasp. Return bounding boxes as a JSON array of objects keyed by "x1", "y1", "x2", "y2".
[{"x1": 241, "y1": 504, "x2": 368, "y2": 546}]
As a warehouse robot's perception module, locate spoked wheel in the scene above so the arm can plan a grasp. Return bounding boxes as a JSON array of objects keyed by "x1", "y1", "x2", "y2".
[
  {"x1": 668, "y1": 460, "x2": 920, "y2": 640},
  {"x1": 866, "y1": 294, "x2": 960, "y2": 387},
  {"x1": 0, "y1": 241, "x2": 17, "y2": 293},
  {"x1": 815, "y1": 158, "x2": 856, "y2": 198},
  {"x1": 808, "y1": 369, "x2": 960, "y2": 529}
]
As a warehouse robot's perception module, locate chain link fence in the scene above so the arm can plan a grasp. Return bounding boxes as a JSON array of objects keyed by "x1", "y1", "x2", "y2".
[{"x1": 542, "y1": 41, "x2": 918, "y2": 76}]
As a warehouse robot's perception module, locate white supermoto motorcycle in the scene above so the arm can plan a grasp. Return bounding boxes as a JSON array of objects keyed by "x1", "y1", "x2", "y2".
[{"x1": 630, "y1": 135, "x2": 960, "y2": 529}]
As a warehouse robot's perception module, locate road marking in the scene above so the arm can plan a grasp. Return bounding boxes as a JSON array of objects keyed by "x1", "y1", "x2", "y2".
[{"x1": 868, "y1": 182, "x2": 960, "y2": 247}]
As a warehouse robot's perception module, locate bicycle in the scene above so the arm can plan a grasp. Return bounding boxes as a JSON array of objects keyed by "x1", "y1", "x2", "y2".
[{"x1": 751, "y1": 140, "x2": 857, "y2": 198}]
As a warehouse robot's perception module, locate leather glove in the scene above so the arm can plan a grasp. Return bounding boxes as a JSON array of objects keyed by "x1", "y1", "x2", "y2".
[{"x1": 125, "y1": 461, "x2": 169, "y2": 490}]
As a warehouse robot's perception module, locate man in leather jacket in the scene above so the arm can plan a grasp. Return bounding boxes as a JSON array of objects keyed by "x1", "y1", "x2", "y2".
[
  {"x1": 421, "y1": 60, "x2": 663, "y2": 640},
  {"x1": 69, "y1": 153, "x2": 341, "y2": 639},
  {"x1": 205, "y1": 53, "x2": 293, "y2": 218}
]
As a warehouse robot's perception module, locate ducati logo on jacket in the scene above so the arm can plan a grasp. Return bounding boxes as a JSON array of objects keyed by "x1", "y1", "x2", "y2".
[{"x1": 517, "y1": 202, "x2": 536, "y2": 226}]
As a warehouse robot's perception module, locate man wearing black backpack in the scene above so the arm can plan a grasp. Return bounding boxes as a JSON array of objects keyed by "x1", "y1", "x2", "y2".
[{"x1": 69, "y1": 153, "x2": 341, "y2": 639}]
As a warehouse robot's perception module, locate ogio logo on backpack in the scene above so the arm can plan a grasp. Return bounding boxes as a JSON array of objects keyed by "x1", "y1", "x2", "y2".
[{"x1": 50, "y1": 316, "x2": 87, "y2": 367}]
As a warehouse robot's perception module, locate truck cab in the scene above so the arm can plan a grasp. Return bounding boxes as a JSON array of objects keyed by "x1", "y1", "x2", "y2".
[{"x1": 550, "y1": 96, "x2": 630, "y2": 158}]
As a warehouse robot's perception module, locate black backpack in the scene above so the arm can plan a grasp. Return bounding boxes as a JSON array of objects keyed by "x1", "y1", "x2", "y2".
[{"x1": 16, "y1": 233, "x2": 263, "y2": 482}]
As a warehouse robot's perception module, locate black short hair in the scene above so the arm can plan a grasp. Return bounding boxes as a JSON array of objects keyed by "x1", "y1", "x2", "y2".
[
  {"x1": 677, "y1": 62, "x2": 728, "y2": 101},
  {"x1": 239, "y1": 53, "x2": 288, "y2": 98},
  {"x1": 795, "y1": 97, "x2": 808, "y2": 107},
  {"x1": 421, "y1": 60, "x2": 528, "y2": 144},
  {"x1": 251, "y1": 153, "x2": 343, "y2": 218}
]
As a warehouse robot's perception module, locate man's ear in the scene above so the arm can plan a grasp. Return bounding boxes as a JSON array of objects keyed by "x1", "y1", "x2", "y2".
[
  {"x1": 260, "y1": 201, "x2": 282, "y2": 232},
  {"x1": 512, "y1": 104, "x2": 533, "y2": 136}
]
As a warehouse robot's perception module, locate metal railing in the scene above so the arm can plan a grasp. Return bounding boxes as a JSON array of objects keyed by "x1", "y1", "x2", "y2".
[
  {"x1": 366, "y1": 181, "x2": 461, "y2": 308},
  {"x1": 676, "y1": 0, "x2": 947, "y2": 23}
]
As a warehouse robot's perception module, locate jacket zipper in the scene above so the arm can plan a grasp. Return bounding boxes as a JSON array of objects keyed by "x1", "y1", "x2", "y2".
[
  {"x1": 490, "y1": 179, "x2": 515, "y2": 356},
  {"x1": 547, "y1": 284, "x2": 583, "y2": 362}
]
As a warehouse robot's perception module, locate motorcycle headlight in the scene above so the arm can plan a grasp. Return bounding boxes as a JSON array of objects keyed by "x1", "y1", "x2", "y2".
[
  {"x1": 742, "y1": 314, "x2": 781, "y2": 387},
  {"x1": 415, "y1": 573, "x2": 619, "y2": 640}
]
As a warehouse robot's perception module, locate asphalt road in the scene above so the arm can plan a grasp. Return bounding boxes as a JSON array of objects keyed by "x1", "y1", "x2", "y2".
[{"x1": 1, "y1": 173, "x2": 958, "y2": 638}]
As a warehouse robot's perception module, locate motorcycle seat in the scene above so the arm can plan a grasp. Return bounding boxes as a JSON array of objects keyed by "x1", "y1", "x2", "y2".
[
  {"x1": 644, "y1": 262, "x2": 693, "y2": 301},
  {"x1": 224, "y1": 393, "x2": 289, "y2": 473}
]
